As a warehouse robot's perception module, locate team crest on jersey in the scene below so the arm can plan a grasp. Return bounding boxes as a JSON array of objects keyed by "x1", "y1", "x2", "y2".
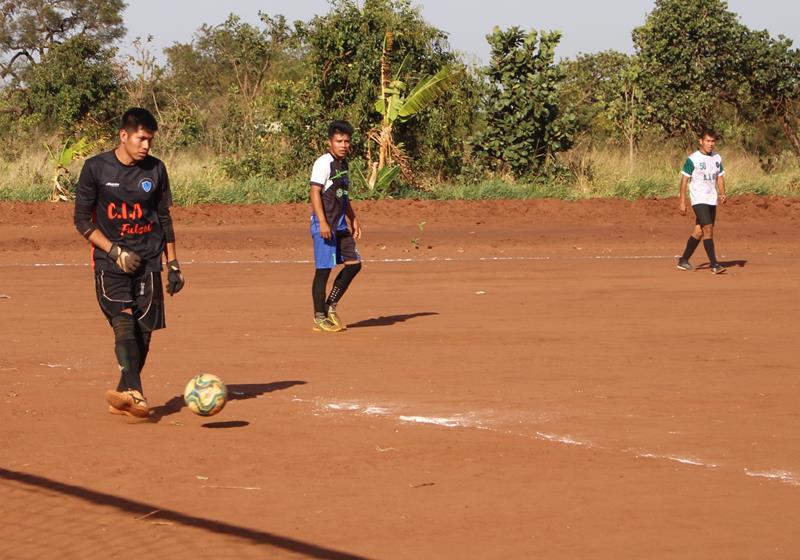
[
  {"x1": 139, "y1": 178, "x2": 154, "y2": 193},
  {"x1": 699, "y1": 162, "x2": 706, "y2": 170}
]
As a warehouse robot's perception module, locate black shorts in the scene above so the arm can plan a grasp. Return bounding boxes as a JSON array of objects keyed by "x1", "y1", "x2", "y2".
[
  {"x1": 94, "y1": 268, "x2": 166, "y2": 332},
  {"x1": 335, "y1": 229, "x2": 360, "y2": 264},
  {"x1": 693, "y1": 204, "x2": 717, "y2": 226}
]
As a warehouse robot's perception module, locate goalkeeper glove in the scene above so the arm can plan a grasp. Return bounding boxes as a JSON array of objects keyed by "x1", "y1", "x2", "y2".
[
  {"x1": 108, "y1": 244, "x2": 141, "y2": 273},
  {"x1": 166, "y1": 259, "x2": 185, "y2": 296}
]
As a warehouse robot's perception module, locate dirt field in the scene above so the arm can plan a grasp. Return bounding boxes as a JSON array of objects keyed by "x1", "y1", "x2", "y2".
[{"x1": 1, "y1": 197, "x2": 799, "y2": 559}]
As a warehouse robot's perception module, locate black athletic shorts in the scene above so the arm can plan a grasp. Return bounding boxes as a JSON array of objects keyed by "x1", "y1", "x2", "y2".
[
  {"x1": 94, "y1": 268, "x2": 166, "y2": 332},
  {"x1": 335, "y1": 229, "x2": 360, "y2": 264},
  {"x1": 692, "y1": 203, "x2": 717, "y2": 226}
]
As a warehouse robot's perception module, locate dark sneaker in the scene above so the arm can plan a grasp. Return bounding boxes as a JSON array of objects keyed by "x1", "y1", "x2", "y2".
[
  {"x1": 676, "y1": 260, "x2": 694, "y2": 271},
  {"x1": 711, "y1": 263, "x2": 727, "y2": 274},
  {"x1": 105, "y1": 389, "x2": 149, "y2": 418},
  {"x1": 313, "y1": 317, "x2": 342, "y2": 332}
]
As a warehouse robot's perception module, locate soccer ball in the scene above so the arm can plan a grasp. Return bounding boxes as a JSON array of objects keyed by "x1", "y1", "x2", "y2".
[{"x1": 184, "y1": 373, "x2": 227, "y2": 417}]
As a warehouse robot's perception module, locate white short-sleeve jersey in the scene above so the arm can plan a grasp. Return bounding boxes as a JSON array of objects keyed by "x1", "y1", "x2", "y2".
[{"x1": 681, "y1": 150, "x2": 725, "y2": 206}]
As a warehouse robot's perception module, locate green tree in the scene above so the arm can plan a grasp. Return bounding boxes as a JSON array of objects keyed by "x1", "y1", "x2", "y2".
[
  {"x1": 473, "y1": 26, "x2": 574, "y2": 178},
  {"x1": 19, "y1": 35, "x2": 122, "y2": 129},
  {"x1": 605, "y1": 58, "x2": 649, "y2": 171},
  {"x1": 741, "y1": 30, "x2": 800, "y2": 158},
  {"x1": 300, "y1": 0, "x2": 455, "y2": 154},
  {"x1": 560, "y1": 51, "x2": 634, "y2": 140},
  {"x1": 0, "y1": 0, "x2": 125, "y2": 82},
  {"x1": 163, "y1": 12, "x2": 303, "y2": 153},
  {"x1": 410, "y1": 63, "x2": 484, "y2": 183},
  {"x1": 632, "y1": 0, "x2": 747, "y2": 136},
  {"x1": 302, "y1": 0, "x2": 451, "y2": 115}
]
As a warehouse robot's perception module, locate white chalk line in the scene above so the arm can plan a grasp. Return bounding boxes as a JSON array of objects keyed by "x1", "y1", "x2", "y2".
[
  {"x1": 0, "y1": 253, "x2": 707, "y2": 269},
  {"x1": 305, "y1": 397, "x2": 800, "y2": 489},
  {"x1": 744, "y1": 469, "x2": 800, "y2": 486}
]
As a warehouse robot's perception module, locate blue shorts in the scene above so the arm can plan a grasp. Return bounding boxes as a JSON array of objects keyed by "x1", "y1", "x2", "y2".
[{"x1": 311, "y1": 221, "x2": 360, "y2": 269}]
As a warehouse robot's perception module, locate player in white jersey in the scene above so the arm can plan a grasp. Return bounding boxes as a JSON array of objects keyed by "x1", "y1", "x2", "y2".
[{"x1": 676, "y1": 129, "x2": 728, "y2": 274}]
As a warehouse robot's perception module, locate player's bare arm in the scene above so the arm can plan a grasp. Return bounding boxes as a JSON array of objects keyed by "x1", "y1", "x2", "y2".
[
  {"x1": 717, "y1": 175, "x2": 727, "y2": 204},
  {"x1": 678, "y1": 175, "x2": 690, "y2": 215},
  {"x1": 85, "y1": 229, "x2": 113, "y2": 254},
  {"x1": 310, "y1": 185, "x2": 332, "y2": 239},
  {"x1": 346, "y1": 203, "x2": 362, "y2": 239},
  {"x1": 165, "y1": 241, "x2": 178, "y2": 262}
]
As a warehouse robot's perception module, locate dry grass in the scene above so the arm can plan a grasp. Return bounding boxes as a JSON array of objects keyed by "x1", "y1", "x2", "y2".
[
  {"x1": 1, "y1": 145, "x2": 798, "y2": 204},
  {"x1": 560, "y1": 143, "x2": 800, "y2": 199}
]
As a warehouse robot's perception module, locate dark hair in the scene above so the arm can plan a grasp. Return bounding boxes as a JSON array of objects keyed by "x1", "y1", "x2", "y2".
[
  {"x1": 328, "y1": 120, "x2": 354, "y2": 138},
  {"x1": 120, "y1": 108, "x2": 158, "y2": 133},
  {"x1": 699, "y1": 127, "x2": 718, "y2": 140}
]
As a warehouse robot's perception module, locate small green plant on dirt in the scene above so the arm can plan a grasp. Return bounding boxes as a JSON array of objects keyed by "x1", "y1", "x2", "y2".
[{"x1": 411, "y1": 221, "x2": 427, "y2": 249}]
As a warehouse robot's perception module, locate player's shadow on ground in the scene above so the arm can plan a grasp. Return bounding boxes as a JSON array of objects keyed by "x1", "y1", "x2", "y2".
[
  {"x1": 149, "y1": 381, "x2": 306, "y2": 423},
  {"x1": 696, "y1": 259, "x2": 747, "y2": 270},
  {"x1": 347, "y1": 311, "x2": 438, "y2": 329},
  {"x1": 0, "y1": 467, "x2": 372, "y2": 560}
]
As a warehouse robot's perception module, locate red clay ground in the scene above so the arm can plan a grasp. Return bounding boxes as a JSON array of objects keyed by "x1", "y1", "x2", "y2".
[{"x1": 1, "y1": 197, "x2": 799, "y2": 559}]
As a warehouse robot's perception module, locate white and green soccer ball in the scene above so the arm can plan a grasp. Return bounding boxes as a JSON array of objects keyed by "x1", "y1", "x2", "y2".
[{"x1": 184, "y1": 373, "x2": 227, "y2": 417}]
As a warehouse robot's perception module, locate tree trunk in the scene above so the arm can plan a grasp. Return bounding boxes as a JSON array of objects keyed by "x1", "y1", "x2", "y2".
[
  {"x1": 378, "y1": 142, "x2": 387, "y2": 172},
  {"x1": 377, "y1": 124, "x2": 391, "y2": 172},
  {"x1": 628, "y1": 130, "x2": 635, "y2": 174},
  {"x1": 779, "y1": 112, "x2": 800, "y2": 159}
]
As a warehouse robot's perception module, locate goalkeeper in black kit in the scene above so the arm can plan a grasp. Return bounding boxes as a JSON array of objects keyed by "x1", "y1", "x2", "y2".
[{"x1": 73, "y1": 108, "x2": 185, "y2": 418}]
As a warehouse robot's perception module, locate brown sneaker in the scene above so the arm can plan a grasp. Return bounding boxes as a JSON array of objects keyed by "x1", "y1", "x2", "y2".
[{"x1": 105, "y1": 389, "x2": 149, "y2": 418}]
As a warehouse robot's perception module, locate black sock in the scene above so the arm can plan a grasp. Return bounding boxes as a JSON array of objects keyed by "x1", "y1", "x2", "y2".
[
  {"x1": 313, "y1": 268, "x2": 332, "y2": 316},
  {"x1": 327, "y1": 263, "x2": 362, "y2": 308},
  {"x1": 703, "y1": 239, "x2": 718, "y2": 265},
  {"x1": 680, "y1": 236, "x2": 701, "y2": 262},
  {"x1": 136, "y1": 329, "x2": 151, "y2": 371},
  {"x1": 112, "y1": 314, "x2": 142, "y2": 393}
]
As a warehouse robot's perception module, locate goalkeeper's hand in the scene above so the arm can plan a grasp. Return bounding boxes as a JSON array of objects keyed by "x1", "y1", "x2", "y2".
[
  {"x1": 108, "y1": 244, "x2": 142, "y2": 273},
  {"x1": 166, "y1": 259, "x2": 185, "y2": 296}
]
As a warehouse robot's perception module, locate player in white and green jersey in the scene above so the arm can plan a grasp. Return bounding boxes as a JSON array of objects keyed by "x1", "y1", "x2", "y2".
[{"x1": 676, "y1": 128, "x2": 728, "y2": 274}]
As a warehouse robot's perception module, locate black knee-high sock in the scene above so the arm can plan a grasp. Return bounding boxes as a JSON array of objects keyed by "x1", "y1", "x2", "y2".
[
  {"x1": 313, "y1": 268, "x2": 332, "y2": 316},
  {"x1": 136, "y1": 329, "x2": 152, "y2": 371},
  {"x1": 327, "y1": 263, "x2": 362, "y2": 308},
  {"x1": 112, "y1": 314, "x2": 143, "y2": 393},
  {"x1": 680, "y1": 236, "x2": 701, "y2": 261},
  {"x1": 703, "y1": 239, "x2": 718, "y2": 265}
]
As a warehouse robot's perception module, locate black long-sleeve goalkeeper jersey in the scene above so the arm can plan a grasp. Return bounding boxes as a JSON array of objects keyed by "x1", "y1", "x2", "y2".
[{"x1": 73, "y1": 150, "x2": 175, "y2": 272}]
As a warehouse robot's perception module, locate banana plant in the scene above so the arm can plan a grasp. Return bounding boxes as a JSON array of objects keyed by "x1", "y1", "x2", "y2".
[
  {"x1": 45, "y1": 136, "x2": 98, "y2": 201},
  {"x1": 353, "y1": 161, "x2": 401, "y2": 195},
  {"x1": 367, "y1": 31, "x2": 455, "y2": 189}
]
